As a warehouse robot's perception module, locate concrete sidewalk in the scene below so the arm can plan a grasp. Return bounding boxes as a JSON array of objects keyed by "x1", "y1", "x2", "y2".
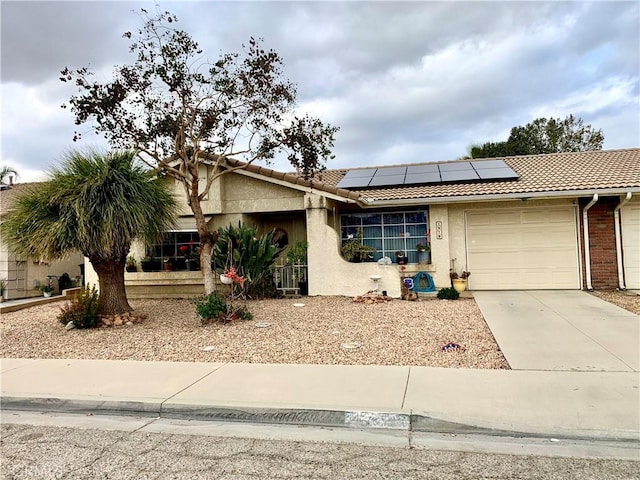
[
  {"x1": 1, "y1": 358, "x2": 638, "y2": 442},
  {"x1": 474, "y1": 291, "x2": 640, "y2": 372}
]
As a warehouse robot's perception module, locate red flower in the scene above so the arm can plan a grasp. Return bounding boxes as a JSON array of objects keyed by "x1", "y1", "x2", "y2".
[{"x1": 224, "y1": 266, "x2": 245, "y2": 287}]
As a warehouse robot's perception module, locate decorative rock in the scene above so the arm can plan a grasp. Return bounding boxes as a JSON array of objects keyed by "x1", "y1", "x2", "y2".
[
  {"x1": 114, "y1": 318, "x2": 124, "y2": 326},
  {"x1": 125, "y1": 321, "x2": 133, "y2": 326},
  {"x1": 65, "y1": 321, "x2": 76, "y2": 330}
]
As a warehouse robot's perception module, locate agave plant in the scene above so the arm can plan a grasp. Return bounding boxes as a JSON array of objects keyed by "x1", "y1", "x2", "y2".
[{"x1": 213, "y1": 222, "x2": 286, "y2": 297}]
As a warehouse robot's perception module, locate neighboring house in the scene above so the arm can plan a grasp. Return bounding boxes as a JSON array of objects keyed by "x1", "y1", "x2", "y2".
[
  {"x1": 0, "y1": 182, "x2": 84, "y2": 300},
  {"x1": 85, "y1": 148, "x2": 640, "y2": 298}
]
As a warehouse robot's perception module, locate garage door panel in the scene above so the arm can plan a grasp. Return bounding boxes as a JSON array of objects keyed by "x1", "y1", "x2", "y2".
[
  {"x1": 495, "y1": 211, "x2": 521, "y2": 224},
  {"x1": 621, "y1": 204, "x2": 640, "y2": 289},
  {"x1": 466, "y1": 208, "x2": 579, "y2": 290}
]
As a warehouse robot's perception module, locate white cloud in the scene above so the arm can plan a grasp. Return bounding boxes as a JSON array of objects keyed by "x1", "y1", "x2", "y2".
[{"x1": 1, "y1": 0, "x2": 638, "y2": 179}]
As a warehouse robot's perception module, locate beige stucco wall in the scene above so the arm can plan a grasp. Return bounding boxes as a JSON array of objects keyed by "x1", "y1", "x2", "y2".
[
  {"x1": 305, "y1": 193, "x2": 402, "y2": 298},
  {"x1": 222, "y1": 174, "x2": 305, "y2": 213}
]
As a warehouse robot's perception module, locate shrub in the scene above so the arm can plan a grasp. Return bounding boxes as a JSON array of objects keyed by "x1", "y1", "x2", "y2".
[
  {"x1": 57, "y1": 285, "x2": 101, "y2": 328},
  {"x1": 248, "y1": 273, "x2": 283, "y2": 299},
  {"x1": 193, "y1": 291, "x2": 255, "y2": 324},
  {"x1": 234, "y1": 304, "x2": 254, "y2": 321},
  {"x1": 193, "y1": 291, "x2": 228, "y2": 324},
  {"x1": 437, "y1": 287, "x2": 460, "y2": 300},
  {"x1": 286, "y1": 240, "x2": 308, "y2": 264}
]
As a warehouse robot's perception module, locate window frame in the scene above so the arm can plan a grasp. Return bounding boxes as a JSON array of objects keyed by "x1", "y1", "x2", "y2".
[{"x1": 340, "y1": 209, "x2": 430, "y2": 263}]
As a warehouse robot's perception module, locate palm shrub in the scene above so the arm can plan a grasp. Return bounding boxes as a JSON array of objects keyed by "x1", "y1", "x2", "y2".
[
  {"x1": 1, "y1": 149, "x2": 177, "y2": 314},
  {"x1": 213, "y1": 223, "x2": 285, "y2": 297}
]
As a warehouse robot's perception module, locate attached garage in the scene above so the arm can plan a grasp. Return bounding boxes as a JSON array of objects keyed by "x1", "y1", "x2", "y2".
[
  {"x1": 621, "y1": 203, "x2": 640, "y2": 289},
  {"x1": 465, "y1": 207, "x2": 580, "y2": 290}
]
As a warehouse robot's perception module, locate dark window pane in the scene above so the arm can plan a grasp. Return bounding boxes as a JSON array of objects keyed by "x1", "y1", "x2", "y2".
[
  {"x1": 383, "y1": 213, "x2": 403, "y2": 224},
  {"x1": 361, "y1": 213, "x2": 381, "y2": 225}
]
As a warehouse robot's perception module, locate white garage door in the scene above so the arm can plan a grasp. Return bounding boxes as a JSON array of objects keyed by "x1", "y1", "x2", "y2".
[
  {"x1": 466, "y1": 207, "x2": 580, "y2": 290},
  {"x1": 621, "y1": 204, "x2": 640, "y2": 289}
]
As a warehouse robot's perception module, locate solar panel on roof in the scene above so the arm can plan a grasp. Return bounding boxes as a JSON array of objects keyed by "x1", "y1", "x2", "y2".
[
  {"x1": 439, "y1": 162, "x2": 473, "y2": 172},
  {"x1": 336, "y1": 159, "x2": 518, "y2": 189},
  {"x1": 345, "y1": 168, "x2": 378, "y2": 178},
  {"x1": 440, "y1": 169, "x2": 480, "y2": 182},
  {"x1": 405, "y1": 171, "x2": 441, "y2": 184},
  {"x1": 336, "y1": 176, "x2": 372, "y2": 188},
  {"x1": 368, "y1": 174, "x2": 406, "y2": 187},
  {"x1": 374, "y1": 166, "x2": 408, "y2": 176},
  {"x1": 471, "y1": 159, "x2": 509, "y2": 170},
  {"x1": 336, "y1": 170, "x2": 375, "y2": 188}
]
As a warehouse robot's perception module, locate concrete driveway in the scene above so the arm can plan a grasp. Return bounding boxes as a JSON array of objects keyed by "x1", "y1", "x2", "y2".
[{"x1": 474, "y1": 291, "x2": 639, "y2": 372}]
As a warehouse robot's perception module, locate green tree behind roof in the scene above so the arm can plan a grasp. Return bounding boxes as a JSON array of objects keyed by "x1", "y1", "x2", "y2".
[{"x1": 470, "y1": 114, "x2": 604, "y2": 158}]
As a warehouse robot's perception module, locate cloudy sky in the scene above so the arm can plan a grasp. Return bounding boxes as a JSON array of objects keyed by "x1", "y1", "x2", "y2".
[{"x1": 1, "y1": 0, "x2": 639, "y2": 182}]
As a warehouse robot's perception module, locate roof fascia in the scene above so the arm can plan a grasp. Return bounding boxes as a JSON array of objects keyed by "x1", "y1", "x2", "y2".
[{"x1": 359, "y1": 187, "x2": 640, "y2": 207}]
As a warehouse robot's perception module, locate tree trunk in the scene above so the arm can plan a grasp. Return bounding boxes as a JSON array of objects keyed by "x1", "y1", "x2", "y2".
[
  {"x1": 91, "y1": 258, "x2": 133, "y2": 315},
  {"x1": 201, "y1": 240, "x2": 215, "y2": 294},
  {"x1": 189, "y1": 177, "x2": 218, "y2": 295}
]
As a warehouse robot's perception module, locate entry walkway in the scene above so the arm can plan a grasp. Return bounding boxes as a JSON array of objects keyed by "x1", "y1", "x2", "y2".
[{"x1": 474, "y1": 291, "x2": 639, "y2": 372}]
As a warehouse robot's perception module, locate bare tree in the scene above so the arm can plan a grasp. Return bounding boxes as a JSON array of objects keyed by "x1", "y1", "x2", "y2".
[{"x1": 61, "y1": 8, "x2": 338, "y2": 293}]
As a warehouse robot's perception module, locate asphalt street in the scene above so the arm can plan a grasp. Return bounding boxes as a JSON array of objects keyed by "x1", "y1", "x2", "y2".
[{"x1": 1, "y1": 412, "x2": 638, "y2": 480}]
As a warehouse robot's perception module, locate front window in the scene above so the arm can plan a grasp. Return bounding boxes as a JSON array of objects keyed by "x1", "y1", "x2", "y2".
[
  {"x1": 340, "y1": 210, "x2": 429, "y2": 263},
  {"x1": 147, "y1": 231, "x2": 200, "y2": 270}
]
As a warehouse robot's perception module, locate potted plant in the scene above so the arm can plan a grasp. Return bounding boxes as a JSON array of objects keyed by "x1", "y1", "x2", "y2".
[
  {"x1": 395, "y1": 250, "x2": 408, "y2": 265},
  {"x1": 416, "y1": 243, "x2": 431, "y2": 264},
  {"x1": 163, "y1": 257, "x2": 174, "y2": 271},
  {"x1": 0, "y1": 277, "x2": 7, "y2": 302},
  {"x1": 40, "y1": 284, "x2": 54, "y2": 297},
  {"x1": 140, "y1": 255, "x2": 152, "y2": 272},
  {"x1": 450, "y1": 269, "x2": 471, "y2": 293},
  {"x1": 341, "y1": 229, "x2": 375, "y2": 262},
  {"x1": 185, "y1": 250, "x2": 200, "y2": 271},
  {"x1": 125, "y1": 255, "x2": 137, "y2": 272}
]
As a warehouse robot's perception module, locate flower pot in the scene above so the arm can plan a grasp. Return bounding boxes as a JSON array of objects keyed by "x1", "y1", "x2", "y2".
[
  {"x1": 126, "y1": 266, "x2": 137, "y2": 273},
  {"x1": 140, "y1": 261, "x2": 152, "y2": 272},
  {"x1": 43, "y1": 292, "x2": 52, "y2": 298},
  {"x1": 186, "y1": 259, "x2": 200, "y2": 271},
  {"x1": 452, "y1": 278, "x2": 467, "y2": 293},
  {"x1": 417, "y1": 251, "x2": 431, "y2": 264},
  {"x1": 164, "y1": 263, "x2": 174, "y2": 271},
  {"x1": 220, "y1": 274, "x2": 233, "y2": 285}
]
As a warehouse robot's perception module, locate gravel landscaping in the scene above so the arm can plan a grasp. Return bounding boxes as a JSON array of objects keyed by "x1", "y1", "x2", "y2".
[
  {"x1": 589, "y1": 290, "x2": 640, "y2": 315},
  {"x1": 0, "y1": 296, "x2": 509, "y2": 369}
]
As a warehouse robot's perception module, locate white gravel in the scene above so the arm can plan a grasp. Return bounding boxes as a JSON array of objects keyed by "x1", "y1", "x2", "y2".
[{"x1": 0, "y1": 296, "x2": 509, "y2": 369}]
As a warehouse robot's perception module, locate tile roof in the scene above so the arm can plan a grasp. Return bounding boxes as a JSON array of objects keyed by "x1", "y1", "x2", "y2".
[
  {"x1": 226, "y1": 148, "x2": 640, "y2": 205},
  {"x1": 0, "y1": 183, "x2": 40, "y2": 216}
]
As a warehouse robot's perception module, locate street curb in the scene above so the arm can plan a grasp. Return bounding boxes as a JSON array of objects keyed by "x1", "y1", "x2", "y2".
[
  {"x1": 3, "y1": 395, "x2": 639, "y2": 444},
  {"x1": 0, "y1": 396, "x2": 161, "y2": 417}
]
